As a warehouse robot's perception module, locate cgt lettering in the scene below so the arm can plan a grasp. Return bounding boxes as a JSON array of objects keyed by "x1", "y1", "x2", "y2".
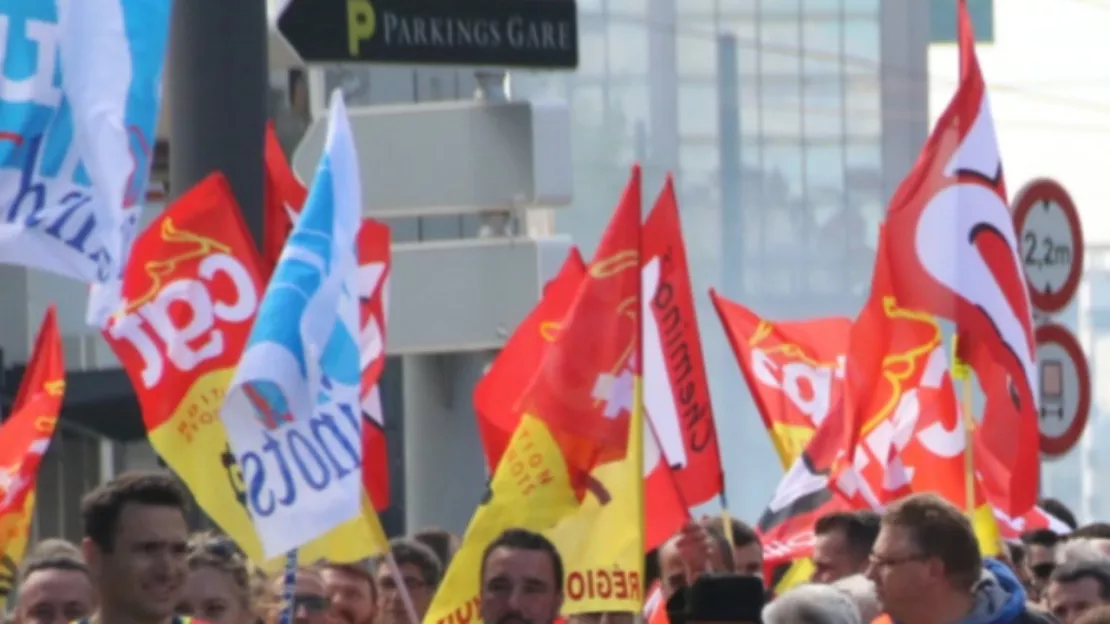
[
  {"x1": 750, "y1": 349, "x2": 843, "y2": 428},
  {"x1": 565, "y1": 567, "x2": 640, "y2": 602},
  {"x1": 240, "y1": 404, "x2": 362, "y2": 518},
  {"x1": 109, "y1": 253, "x2": 258, "y2": 389}
]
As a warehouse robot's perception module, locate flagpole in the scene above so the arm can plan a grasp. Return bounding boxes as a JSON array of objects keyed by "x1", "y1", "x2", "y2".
[
  {"x1": 278, "y1": 549, "x2": 298, "y2": 624},
  {"x1": 952, "y1": 335, "x2": 975, "y2": 516},
  {"x1": 635, "y1": 164, "x2": 647, "y2": 584}
]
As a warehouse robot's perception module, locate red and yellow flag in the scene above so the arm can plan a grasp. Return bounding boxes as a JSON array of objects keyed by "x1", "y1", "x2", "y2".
[
  {"x1": 102, "y1": 173, "x2": 386, "y2": 570},
  {"x1": 0, "y1": 307, "x2": 65, "y2": 604}
]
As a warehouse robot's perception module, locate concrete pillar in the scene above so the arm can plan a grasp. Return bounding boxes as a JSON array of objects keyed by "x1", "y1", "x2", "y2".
[{"x1": 401, "y1": 352, "x2": 491, "y2": 534}]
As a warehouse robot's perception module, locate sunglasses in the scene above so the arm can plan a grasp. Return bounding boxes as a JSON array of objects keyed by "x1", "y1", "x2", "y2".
[
  {"x1": 293, "y1": 594, "x2": 330, "y2": 613},
  {"x1": 1032, "y1": 563, "x2": 1056, "y2": 580}
]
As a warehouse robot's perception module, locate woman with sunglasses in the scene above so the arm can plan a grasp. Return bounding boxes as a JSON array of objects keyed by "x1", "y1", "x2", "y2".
[{"x1": 178, "y1": 533, "x2": 258, "y2": 624}]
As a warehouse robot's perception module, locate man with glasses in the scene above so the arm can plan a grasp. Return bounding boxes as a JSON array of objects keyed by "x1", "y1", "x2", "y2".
[
  {"x1": 867, "y1": 493, "x2": 1055, "y2": 624},
  {"x1": 373, "y1": 539, "x2": 440, "y2": 624},
  {"x1": 266, "y1": 567, "x2": 332, "y2": 624}
]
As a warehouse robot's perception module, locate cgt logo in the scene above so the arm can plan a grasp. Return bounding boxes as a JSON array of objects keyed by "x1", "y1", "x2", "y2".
[{"x1": 347, "y1": 0, "x2": 377, "y2": 55}]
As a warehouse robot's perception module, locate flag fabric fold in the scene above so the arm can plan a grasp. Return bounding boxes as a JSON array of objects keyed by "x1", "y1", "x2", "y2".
[
  {"x1": 0, "y1": 0, "x2": 171, "y2": 323},
  {"x1": 221, "y1": 92, "x2": 366, "y2": 557}
]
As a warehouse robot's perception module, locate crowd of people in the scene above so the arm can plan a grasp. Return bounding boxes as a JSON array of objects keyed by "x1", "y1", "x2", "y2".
[{"x1": 8, "y1": 470, "x2": 1110, "y2": 624}]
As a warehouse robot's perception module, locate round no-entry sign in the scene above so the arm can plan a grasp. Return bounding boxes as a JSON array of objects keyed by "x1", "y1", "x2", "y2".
[
  {"x1": 1035, "y1": 323, "x2": 1091, "y2": 457},
  {"x1": 1012, "y1": 179, "x2": 1084, "y2": 314}
]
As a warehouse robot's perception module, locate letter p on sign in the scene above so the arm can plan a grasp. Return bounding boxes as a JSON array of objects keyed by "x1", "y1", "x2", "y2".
[{"x1": 348, "y1": 0, "x2": 375, "y2": 56}]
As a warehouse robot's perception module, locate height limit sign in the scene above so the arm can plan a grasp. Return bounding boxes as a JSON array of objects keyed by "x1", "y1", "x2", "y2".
[{"x1": 1012, "y1": 178, "x2": 1084, "y2": 314}]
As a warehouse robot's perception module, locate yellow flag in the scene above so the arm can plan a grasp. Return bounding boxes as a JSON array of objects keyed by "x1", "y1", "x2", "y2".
[
  {"x1": 551, "y1": 380, "x2": 644, "y2": 615},
  {"x1": 424, "y1": 416, "x2": 583, "y2": 624},
  {"x1": 148, "y1": 369, "x2": 388, "y2": 571},
  {"x1": 772, "y1": 558, "x2": 814, "y2": 595}
]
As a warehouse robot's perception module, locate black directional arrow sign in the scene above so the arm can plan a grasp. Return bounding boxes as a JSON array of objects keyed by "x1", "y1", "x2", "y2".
[{"x1": 277, "y1": 0, "x2": 579, "y2": 69}]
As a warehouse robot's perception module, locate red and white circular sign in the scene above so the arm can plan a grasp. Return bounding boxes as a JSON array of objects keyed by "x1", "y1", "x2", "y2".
[
  {"x1": 1012, "y1": 179, "x2": 1084, "y2": 314},
  {"x1": 1035, "y1": 323, "x2": 1091, "y2": 457}
]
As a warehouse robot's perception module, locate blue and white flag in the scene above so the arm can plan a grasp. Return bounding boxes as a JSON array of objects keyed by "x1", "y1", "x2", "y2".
[
  {"x1": 221, "y1": 92, "x2": 363, "y2": 558},
  {"x1": 0, "y1": 0, "x2": 170, "y2": 322}
]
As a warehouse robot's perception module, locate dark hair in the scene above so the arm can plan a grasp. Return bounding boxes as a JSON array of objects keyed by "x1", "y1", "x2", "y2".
[
  {"x1": 883, "y1": 493, "x2": 982, "y2": 591},
  {"x1": 1006, "y1": 541, "x2": 1026, "y2": 568},
  {"x1": 323, "y1": 562, "x2": 377, "y2": 601},
  {"x1": 379, "y1": 538, "x2": 442, "y2": 588},
  {"x1": 1022, "y1": 529, "x2": 1062, "y2": 548},
  {"x1": 1040, "y1": 498, "x2": 1078, "y2": 531},
  {"x1": 480, "y1": 529, "x2": 563, "y2": 593},
  {"x1": 815, "y1": 510, "x2": 881, "y2": 561},
  {"x1": 413, "y1": 528, "x2": 458, "y2": 570},
  {"x1": 1072, "y1": 523, "x2": 1110, "y2": 541},
  {"x1": 1051, "y1": 560, "x2": 1110, "y2": 599},
  {"x1": 701, "y1": 516, "x2": 760, "y2": 549},
  {"x1": 81, "y1": 471, "x2": 190, "y2": 551}
]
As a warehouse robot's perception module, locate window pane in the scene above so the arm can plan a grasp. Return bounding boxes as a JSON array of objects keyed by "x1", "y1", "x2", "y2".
[
  {"x1": 681, "y1": 142, "x2": 722, "y2": 176},
  {"x1": 803, "y1": 77, "x2": 843, "y2": 139},
  {"x1": 571, "y1": 83, "x2": 605, "y2": 124},
  {"x1": 578, "y1": 28, "x2": 608, "y2": 76},
  {"x1": 842, "y1": 0, "x2": 879, "y2": 15},
  {"x1": 762, "y1": 141, "x2": 804, "y2": 202},
  {"x1": 678, "y1": 0, "x2": 718, "y2": 16},
  {"x1": 761, "y1": 76, "x2": 803, "y2": 139},
  {"x1": 845, "y1": 141, "x2": 882, "y2": 200},
  {"x1": 759, "y1": 20, "x2": 801, "y2": 75},
  {"x1": 610, "y1": 83, "x2": 651, "y2": 128},
  {"x1": 608, "y1": 22, "x2": 650, "y2": 74},
  {"x1": 843, "y1": 19, "x2": 880, "y2": 74},
  {"x1": 761, "y1": 0, "x2": 801, "y2": 17},
  {"x1": 804, "y1": 143, "x2": 846, "y2": 205},
  {"x1": 609, "y1": 0, "x2": 647, "y2": 16},
  {"x1": 802, "y1": 18, "x2": 841, "y2": 77},
  {"x1": 739, "y1": 77, "x2": 760, "y2": 141},
  {"x1": 803, "y1": 0, "x2": 842, "y2": 16},
  {"x1": 844, "y1": 77, "x2": 881, "y2": 137},
  {"x1": 679, "y1": 83, "x2": 719, "y2": 136},
  {"x1": 677, "y1": 24, "x2": 719, "y2": 76}
]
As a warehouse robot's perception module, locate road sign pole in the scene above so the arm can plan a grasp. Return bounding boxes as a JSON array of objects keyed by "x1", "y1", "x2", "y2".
[{"x1": 168, "y1": 0, "x2": 270, "y2": 248}]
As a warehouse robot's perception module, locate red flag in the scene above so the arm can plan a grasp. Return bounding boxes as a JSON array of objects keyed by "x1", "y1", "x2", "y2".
[
  {"x1": 0, "y1": 307, "x2": 64, "y2": 598},
  {"x1": 710, "y1": 290, "x2": 850, "y2": 468},
  {"x1": 880, "y1": 0, "x2": 1038, "y2": 515},
  {"x1": 262, "y1": 121, "x2": 307, "y2": 279},
  {"x1": 517, "y1": 166, "x2": 642, "y2": 476},
  {"x1": 474, "y1": 248, "x2": 587, "y2": 471},
  {"x1": 641, "y1": 177, "x2": 723, "y2": 507}
]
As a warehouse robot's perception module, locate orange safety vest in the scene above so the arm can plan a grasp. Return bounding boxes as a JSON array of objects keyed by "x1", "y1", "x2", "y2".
[{"x1": 871, "y1": 616, "x2": 894, "y2": 624}]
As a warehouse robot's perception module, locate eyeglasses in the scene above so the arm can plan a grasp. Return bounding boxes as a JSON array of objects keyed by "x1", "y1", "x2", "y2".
[{"x1": 190, "y1": 536, "x2": 243, "y2": 560}]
